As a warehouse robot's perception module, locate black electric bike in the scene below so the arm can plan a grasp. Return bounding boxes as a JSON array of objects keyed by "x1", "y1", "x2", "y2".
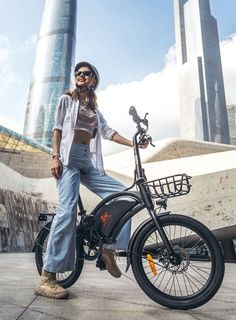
[{"x1": 34, "y1": 106, "x2": 224, "y2": 310}]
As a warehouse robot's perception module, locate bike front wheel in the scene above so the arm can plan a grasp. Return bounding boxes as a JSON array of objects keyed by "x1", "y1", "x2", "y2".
[
  {"x1": 131, "y1": 214, "x2": 224, "y2": 310},
  {"x1": 35, "y1": 222, "x2": 84, "y2": 288}
]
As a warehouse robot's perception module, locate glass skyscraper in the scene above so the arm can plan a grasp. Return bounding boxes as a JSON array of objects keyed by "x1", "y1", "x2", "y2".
[{"x1": 23, "y1": 0, "x2": 77, "y2": 147}]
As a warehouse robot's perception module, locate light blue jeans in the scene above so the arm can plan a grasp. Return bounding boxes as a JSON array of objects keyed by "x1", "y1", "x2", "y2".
[{"x1": 43, "y1": 142, "x2": 131, "y2": 273}]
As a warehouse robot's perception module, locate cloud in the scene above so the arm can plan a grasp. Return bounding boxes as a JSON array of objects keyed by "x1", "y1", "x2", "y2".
[
  {"x1": 220, "y1": 33, "x2": 236, "y2": 105},
  {"x1": 0, "y1": 35, "x2": 21, "y2": 92},
  {"x1": 0, "y1": 33, "x2": 37, "y2": 95},
  {"x1": 0, "y1": 33, "x2": 235, "y2": 154},
  {"x1": 0, "y1": 35, "x2": 23, "y2": 134},
  {"x1": 98, "y1": 45, "x2": 180, "y2": 155},
  {"x1": 0, "y1": 34, "x2": 37, "y2": 134},
  {"x1": 99, "y1": 34, "x2": 236, "y2": 155},
  {"x1": 0, "y1": 35, "x2": 11, "y2": 63}
]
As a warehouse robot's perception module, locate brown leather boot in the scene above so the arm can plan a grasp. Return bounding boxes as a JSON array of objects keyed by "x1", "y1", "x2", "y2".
[
  {"x1": 35, "y1": 270, "x2": 69, "y2": 299},
  {"x1": 101, "y1": 248, "x2": 122, "y2": 278}
]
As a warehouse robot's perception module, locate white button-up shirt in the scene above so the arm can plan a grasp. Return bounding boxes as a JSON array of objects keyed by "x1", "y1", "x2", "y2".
[{"x1": 53, "y1": 94, "x2": 117, "y2": 175}]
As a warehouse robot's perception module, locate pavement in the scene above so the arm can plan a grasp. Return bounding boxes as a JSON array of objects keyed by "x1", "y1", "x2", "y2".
[{"x1": 0, "y1": 253, "x2": 235, "y2": 320}]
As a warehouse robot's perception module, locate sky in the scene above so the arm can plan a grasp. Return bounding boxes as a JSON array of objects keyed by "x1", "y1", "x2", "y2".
[{"x1": 0, "y1": 0, "x2": 236, "y2": 155}]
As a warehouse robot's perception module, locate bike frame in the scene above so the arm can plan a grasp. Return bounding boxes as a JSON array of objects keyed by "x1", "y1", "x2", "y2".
[
  {"x1": 87, "y1": 109, "x2": 176, "y2": 268},
  {"x1": 35, "y1": 108, "x2": 176, "y2": 266},
  {"x1": 33, "y1": 107, "x2": 225, "y2": 310},
  {"x1": 131, "y1": 120, "x2": 176, "y2": 256}
]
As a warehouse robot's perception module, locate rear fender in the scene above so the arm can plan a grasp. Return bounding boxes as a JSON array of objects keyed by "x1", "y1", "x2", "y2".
[{"x1": 93, "y1": 191, "x2": 142, "y2": 241}]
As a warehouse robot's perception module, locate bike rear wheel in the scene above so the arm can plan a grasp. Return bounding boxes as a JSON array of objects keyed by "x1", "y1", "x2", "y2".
[
  {"x1": 131, "y1": 214, "x2": 224, "y2": 310},
  {"x1": 35, "y1": 223, "x2": 84, "y2": 288}
]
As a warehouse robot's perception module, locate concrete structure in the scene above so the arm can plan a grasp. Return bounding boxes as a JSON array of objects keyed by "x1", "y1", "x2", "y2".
[
  {"x1": 104, "y1": 139, "x2": 236, "y2": 261},
  {"x1": 174, "y1": 0, "x2": 230, "y2": 144},
  {"x1": 0, "y1": 253, "x2": 235, "y2": 319},
  {"x1": 0, "y1": 125, "x2": 54, "y2": 252},
  {"x1": 227, "y1": 104, "x2": 236, "y2": 145},
  {"x1": 0, "y1": 161, "x2": 57, "y2": 252},
  {"x1": 104, "y1": 140, "x2": 236, "y2": 232},
  {"x1": 23, "y1": 0, "x2": 77, "y2": 147},
  {"x1": 0, "y1": 125, "x2": 52, "y2": 178},
  {"x1": 1, "y1": 123, "x2": 236, "y2": 259}
]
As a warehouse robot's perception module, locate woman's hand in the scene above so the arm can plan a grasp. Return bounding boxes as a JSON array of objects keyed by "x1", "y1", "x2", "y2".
[
  {"x1": 139, "y1": 141, "x2": 149, "y2": 149},
  {"x1": 51, "y1": 158, "x2": 62, "y2": 180}
]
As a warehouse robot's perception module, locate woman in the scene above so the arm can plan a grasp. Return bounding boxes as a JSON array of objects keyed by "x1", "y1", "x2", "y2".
[{"x1": 35, "y1": 61, "x2": 136, "y2": 299}]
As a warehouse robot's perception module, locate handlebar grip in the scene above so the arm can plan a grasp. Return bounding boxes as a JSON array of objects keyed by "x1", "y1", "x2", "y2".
[{"x1": 129, "y1": 106, "x2": 140, "y2": 123}]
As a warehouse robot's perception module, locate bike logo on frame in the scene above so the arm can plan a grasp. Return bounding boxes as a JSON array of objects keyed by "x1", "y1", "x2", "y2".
[{"x1": 100, "y1": 212, "x2": 111, "y2": 224}]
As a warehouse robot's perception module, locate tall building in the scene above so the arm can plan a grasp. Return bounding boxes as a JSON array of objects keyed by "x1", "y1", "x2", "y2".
[
  {"x1": 227, "y1": 105, "x2": 236, "y2": 145},
  {"x1": 174, "y1": 0, "x2": 230, "y2": 144},
  {"x1": 23, "y1": 0, "x2": 77, "y2": 147}
]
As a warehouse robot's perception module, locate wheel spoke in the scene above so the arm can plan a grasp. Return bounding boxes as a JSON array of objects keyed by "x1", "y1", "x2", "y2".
[{"x1": 188, "y1": 264, "x2": 210, "y2": 282}]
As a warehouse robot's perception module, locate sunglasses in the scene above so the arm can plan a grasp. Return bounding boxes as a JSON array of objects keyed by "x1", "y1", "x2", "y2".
[{"x1": 75, "y1": 71, "x2": 92, "y2": 77}]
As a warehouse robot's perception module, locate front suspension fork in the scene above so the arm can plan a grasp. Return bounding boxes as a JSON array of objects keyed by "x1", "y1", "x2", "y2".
[
  {"x1": 139, "y1": 184, "x2": 175, "y2": 256},
  {"x1": 147, "y1": 208, "x2": 175, "y2": 256}
]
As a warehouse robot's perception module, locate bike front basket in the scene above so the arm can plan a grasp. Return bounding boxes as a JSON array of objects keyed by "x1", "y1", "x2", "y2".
[{"x1": 143, "y1": 173, "x2": 192, "y2": 199}]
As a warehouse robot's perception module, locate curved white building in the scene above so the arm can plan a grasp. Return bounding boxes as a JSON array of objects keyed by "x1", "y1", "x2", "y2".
[{"x1": 174, "y1": 0, "x2": 230, "y2": 144}]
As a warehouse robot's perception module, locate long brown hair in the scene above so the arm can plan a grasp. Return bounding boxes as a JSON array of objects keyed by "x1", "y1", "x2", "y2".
[{"x1": 65, "y1": 86, "x2": 98, "y2": 111}]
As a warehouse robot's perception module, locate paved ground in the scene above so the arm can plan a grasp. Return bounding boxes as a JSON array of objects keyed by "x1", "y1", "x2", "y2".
[{"x1": 0, "y1": 253, "x2": 235, "y2": 320}]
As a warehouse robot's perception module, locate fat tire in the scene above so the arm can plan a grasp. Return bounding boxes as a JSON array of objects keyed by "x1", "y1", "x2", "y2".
[
  {"x1": 131, "y1": 214, "x2": 224, "y2": 310},
  {"x1": 35, "y1": 223, "x2": 84, "y2": 288}
]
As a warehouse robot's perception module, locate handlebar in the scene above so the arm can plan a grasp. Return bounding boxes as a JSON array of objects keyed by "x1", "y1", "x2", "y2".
[
  {"x1": 127, "y1": 106, "x2": 154, "y2": 195},
  {"x1": 129, "y1": 106, "x2": 148, "y2": 128},
  {"x1": 129, "y1": 106, "x2": 155, "y2": 147},
  {"x1": 129, "y1": 106, "x2": 141, "y2": 124}
]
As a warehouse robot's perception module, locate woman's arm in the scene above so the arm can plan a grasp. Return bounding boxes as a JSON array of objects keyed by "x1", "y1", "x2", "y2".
[
  {"x1": 53, "y1": 95, "x2": 69, "y2": 131},
  {"x1": 51, "y1": 95, "x2": 70, "y2": 179},
  {"x1": 52, "y1": 129, "x2": 61, "y2": 155},
  {"x1": 111, "y1": 133, "x2": 133, "y2": 147},
  {"x1": 51, "y1": 129, "x2": 62, "y2": 180},
  {"x1": 111, "y1": 132, "x2": 148, "y2": 149},
  {"x1": 99, "y1": 111, "x2": 147, "y2": 148}
]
